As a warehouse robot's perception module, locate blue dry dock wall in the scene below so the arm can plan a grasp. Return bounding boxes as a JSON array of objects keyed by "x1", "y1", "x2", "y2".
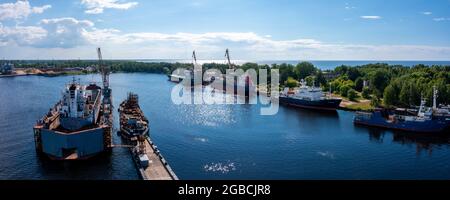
[{"x1": 40, "y1": 128, "x2": 104, "y2": 158}]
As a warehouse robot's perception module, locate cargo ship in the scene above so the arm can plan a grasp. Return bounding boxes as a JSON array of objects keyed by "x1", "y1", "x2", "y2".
[
  {"x1": 279, "y1": 79, "x2": 342, "y2": 111},
  {"x1": 118, "y1": 93, "x2": 149, "y2": 140},
  {"x1": 33, "y1": 48, "x2": 113, "y2": 160},
  {"x1": 354, "y1": 87, "x2": 450, "y2": 133}
]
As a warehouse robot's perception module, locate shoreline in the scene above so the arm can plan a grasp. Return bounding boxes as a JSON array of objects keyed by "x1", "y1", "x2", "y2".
[{"x1": 1, "y1": 72, "x2": 370, "y2": 113}]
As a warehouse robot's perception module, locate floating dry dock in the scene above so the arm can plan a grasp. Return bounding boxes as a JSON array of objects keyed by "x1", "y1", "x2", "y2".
[{"x1": 119, "y1": 93, "x2": 178, "y2": 180}]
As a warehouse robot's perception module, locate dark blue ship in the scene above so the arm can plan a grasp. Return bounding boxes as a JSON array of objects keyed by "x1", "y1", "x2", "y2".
[
  {"x1": 280, "y1": 80, "x2": 342, "y2": 111},
  {"x1": 354, "y1": 88, "x2": 450, "y2": 133}
]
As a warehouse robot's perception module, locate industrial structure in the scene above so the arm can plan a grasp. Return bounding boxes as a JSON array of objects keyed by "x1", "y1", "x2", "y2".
[
  {"x1": 33, "y1": 48, "x2": 113, "y2": 160},
  {"x1": 1, "y1": 63, "x2": 14, "y2": 74}
]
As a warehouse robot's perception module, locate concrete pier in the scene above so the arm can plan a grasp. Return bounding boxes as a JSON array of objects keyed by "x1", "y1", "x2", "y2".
[{"x1": 131, "y1": 138, "x2": 178, "y2": 180}]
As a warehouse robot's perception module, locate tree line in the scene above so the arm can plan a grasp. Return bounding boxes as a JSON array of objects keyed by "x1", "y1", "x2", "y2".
[{"x1": 9, "y1": 60, "x2": 449, "y2": 107}]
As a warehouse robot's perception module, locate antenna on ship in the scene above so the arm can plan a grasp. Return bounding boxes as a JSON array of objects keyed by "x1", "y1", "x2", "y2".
[
  {"x1": 433, "y1": 85, "x2": 438, "y2": 110},
  {"x1": 329, "y1": 82, "x2": 332, "y2": 98}
]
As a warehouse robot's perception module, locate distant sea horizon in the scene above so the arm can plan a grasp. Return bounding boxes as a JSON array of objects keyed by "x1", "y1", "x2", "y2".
[{"x1": 137, "y1": 59, "x2": 450, "y2": 70}]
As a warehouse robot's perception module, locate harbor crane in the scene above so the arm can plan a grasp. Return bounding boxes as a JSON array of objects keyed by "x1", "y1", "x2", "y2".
[
  {"x1": 97, "y1": 47, "x2": 113, "y2": 136},
  {"x1": 225, "y1": 48, "x2": 234, "y2": 69},
  {"x1": 192, "y1": 50, "x2": 197, "y2": 66}
]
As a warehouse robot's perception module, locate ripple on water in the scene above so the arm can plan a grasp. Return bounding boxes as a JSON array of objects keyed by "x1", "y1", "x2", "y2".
[
  {"x1": 194, "y1": 137, "x2": 208, "y2": 143},
  {"x1": 203, "y1": 161, "x2": 237, "y2": 174},
  {"x1": 317, "y1": 151, "x2": 336, "y2": 160}
]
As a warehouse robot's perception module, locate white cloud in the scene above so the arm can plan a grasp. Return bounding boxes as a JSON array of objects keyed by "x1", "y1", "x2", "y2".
[
  {"x1": 1, "y1": 18, "x2": 450, "y2": 60},
  {"x1": 0, "y1": 0, "x2": 51, "y2": 21},
  {"x1": 0, "y1": 17, "x2": 94, "y2": 48},
  {"x1": 433, "y1": 17, "x2": 450, "y2": 21},
  {"x1": 421, "y1": 11, "x2": 432, "y2": 15},
  {"x1": 360, "y1": 15, "x2": 381, "y2": 20},
  {"x1": 66, "y1": 29, "x2": 450, "y2": 60},
  {"x1": 81, "y1": 0, "x2": 138, "y2": 14},
  {"x1": 0, "y1": 23, "x2": 47, "y2": 46},
  {"x1": 344, "y1": 3, "x2": 356, "y2": 10}
]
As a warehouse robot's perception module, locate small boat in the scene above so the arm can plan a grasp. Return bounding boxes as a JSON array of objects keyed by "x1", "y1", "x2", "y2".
[
  {"x1": 280, "y1": 79, "x2": 342, "y2": 111},
  {"x1": 118, "y1": 93, "x2": 149, "y2": 141}
]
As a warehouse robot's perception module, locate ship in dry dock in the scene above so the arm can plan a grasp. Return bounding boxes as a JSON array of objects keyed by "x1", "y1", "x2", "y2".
[
  {"x1": 118, "y1": 93, "x2": 149, "y2": 141},
  {"x1": 33, "y1": 48, "x2": 113, "y2": 160}
]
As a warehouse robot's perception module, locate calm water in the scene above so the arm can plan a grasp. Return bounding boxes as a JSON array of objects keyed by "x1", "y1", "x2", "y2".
[{"x1": 1, "y1": 73, "x2": 450, "y2": 180}]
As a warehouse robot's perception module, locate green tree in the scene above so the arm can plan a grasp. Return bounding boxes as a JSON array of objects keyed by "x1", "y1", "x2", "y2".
[
  {"x1": 369, "y1": 70, "x2": 389, "y2": 94},
  {"x1": 315, "y1": 70, "x2": 327, "y2": 87},
  {"x1": 305, "y1": 76, "x2": 315, "y2": 86},
  {"x1": 383, "y1": 85, "x2": 398, "y2": 107},
  {"x1": 362, "y1": 87, "x2": 371, "y2": 99},
  {"x1": 340, "y1": 85, "x2": 351, "y2": 97},
  {"x1": 295, "y1": 62, "x2": 316, "y2": 79},
  {"x1": 355, "y1": 77, "x2": 364, "y2": 92},
  {"x1": 371, "y1": 96, "x2": 381, "y2": 108},
  {"x1": 347, "y1": 89, "x2": 358, "y2": 101},
  {"x1": 285, "y1": 77, "x2": 298, "y2": 88}
]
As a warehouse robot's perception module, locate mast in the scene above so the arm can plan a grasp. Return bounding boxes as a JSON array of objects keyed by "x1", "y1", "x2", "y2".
[
  {"x1": 433, "y1": 85, "x2": 438, "y2": 110},
  {"x1": 329, "y1": 82, "x2": 332, "y2": 98}
]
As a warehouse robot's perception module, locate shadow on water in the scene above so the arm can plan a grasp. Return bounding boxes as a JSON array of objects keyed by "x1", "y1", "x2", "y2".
[
  {"x1": 391, "y1": 131, "x2": 450, "y2": 155},
  {"x1": 356, "y1": 125, "x2": 450, "y2": 154},
  {"x1": 35, "y1": 152, "x2": 115, "y2": 180},
  {"x1": 282, "y1": 105, "x2": 340, "y2": 119}
]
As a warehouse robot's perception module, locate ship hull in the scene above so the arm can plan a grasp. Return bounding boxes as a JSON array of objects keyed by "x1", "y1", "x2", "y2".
[
  {"x1": 168, "y1": 74, "x2": 210, "y2": 86},
  {"x1": 34, "y1": 126, "x2": 111, "y2": 160},
  {"x1": 354, "y1": 112, "x2": 449, "y2": 133},
  {"x1": 280, "y1": 96, "x2": 342, "y2": 111},
  {"x1": 209, "y1": 80, "x2": 256, "y2": 97}
]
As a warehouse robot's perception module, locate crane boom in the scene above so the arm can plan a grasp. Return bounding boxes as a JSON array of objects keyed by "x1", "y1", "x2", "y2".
[
  {"x1": 96, "y1": 47, "x2": 113, "y2": 149},
  {"x1": 97, "y1": 47, "x2": 109, "y2": 89},
  {"x1": 192, "y1": 50, "x2": 197, "y2": 65},
  {"x1": 225, "y1": 48, "x2": 233, "y2": 69}
]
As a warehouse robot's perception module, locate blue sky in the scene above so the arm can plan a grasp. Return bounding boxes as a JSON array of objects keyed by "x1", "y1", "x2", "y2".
[{"x1": 0, "y1": 0, "x2": 450, "y2": 60}]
